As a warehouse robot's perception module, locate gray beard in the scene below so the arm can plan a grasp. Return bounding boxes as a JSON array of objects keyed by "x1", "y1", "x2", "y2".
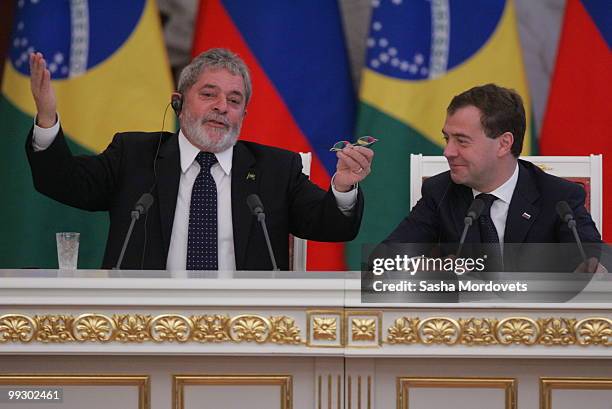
[{"x1": 181, "y1": 110, "x2": 240, "y2": 153}]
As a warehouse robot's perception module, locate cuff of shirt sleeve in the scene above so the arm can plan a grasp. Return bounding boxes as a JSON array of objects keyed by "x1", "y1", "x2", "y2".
[
  {"x1": 331, "y1": 174, "x2": 358, "y2": 215},
  {"x1": 32, "y1": 114, "x2": 60, "y2": 152}
]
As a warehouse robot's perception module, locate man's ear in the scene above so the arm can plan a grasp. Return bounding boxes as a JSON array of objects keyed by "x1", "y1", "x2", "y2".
[
  {"x1": 498, "y1": 131, "x2": 514, "y2": 156},
  {"x1": 170, "y1": 92, "x2": 182, "y2": 115}
]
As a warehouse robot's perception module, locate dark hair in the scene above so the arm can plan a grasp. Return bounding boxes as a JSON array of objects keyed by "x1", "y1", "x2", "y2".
[{"x1": 447, "y1": 83, "x2": 526, "y2": 157}]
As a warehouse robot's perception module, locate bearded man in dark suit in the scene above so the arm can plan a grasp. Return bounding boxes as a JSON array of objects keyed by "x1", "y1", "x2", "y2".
[{"x1": 26, "y1": 48, "x2": 373, "y2": 270}]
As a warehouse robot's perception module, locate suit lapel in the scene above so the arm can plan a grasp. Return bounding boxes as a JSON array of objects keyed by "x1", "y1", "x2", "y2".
[
  {"x1": 231, "y1": 142, "x2": 259, "y2": 269},
  {"x1": 504, "y1": 161, "x2": 540, "y2": 243},
  {"x1": 156, "y1": 132, "x2": 181, "y2": 257}
]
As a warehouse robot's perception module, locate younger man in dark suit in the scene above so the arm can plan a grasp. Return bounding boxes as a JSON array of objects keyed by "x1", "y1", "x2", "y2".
[{"x1": 384, "y1": 84, "x2": 602, "y2": 272}]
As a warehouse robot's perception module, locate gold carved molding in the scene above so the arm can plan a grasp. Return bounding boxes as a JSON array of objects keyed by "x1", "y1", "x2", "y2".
[
  {"x1": 0, "y1": 314, "x2": 303, "y2": 345},
  {"x1": 1, "y1": 313, "x2": 610, "y2": 348},
  {"x1": 313, "y1": 317, "x2": 337, "y2": 341},
  {"x1": 386, "y1": 316, "x2": 611, "y2": 347},
  {"x1": 352, "y1": 318, "x2": 377, "y2": 341}
]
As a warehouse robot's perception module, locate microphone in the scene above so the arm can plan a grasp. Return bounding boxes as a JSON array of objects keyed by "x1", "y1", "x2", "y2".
[
  {"x1": 556, "y1": 201, "x2": 587, "y2": 262},
  {"x1": 457, "y1": 198, "x2": 484, "y2": 257},
  {"x1": 114, "y1": 193, "x2": 154, "y2": 270},
  {"x1": 134, "y1": 193, "x2": 154, "y2": 218},
  {"x1": 247, "y1": 194, "x2": 279, "y2": 271}
]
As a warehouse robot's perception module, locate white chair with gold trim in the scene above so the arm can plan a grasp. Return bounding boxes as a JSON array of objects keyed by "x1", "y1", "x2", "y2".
[{"x1": 410, "y1": 154, "x2": 603, "y2": 235}]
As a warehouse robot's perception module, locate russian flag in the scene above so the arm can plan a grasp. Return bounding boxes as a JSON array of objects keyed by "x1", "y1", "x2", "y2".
[
  {"x1": 192, "y1": 0, "x2": 356, "y2": 270},
  {"x1": 540, "y1": 0, "x2": 611, "y2": 241}
]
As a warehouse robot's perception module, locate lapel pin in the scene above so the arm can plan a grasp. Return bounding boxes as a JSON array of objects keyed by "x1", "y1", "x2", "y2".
[
  {"x1": 522, "y1": 212, "x2": 531, "y2": 220},
  {"x1": 246, "y1": 171, "x2": 256, "y2": 181}
]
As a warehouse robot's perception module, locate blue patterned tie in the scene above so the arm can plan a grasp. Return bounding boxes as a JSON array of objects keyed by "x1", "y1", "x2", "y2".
[
  {"x1": 186, "y1": 152, "x2": 218, "y2": 270},
  {"x1": 477, "y1": 193, "x2": 503, "y2": 271}
]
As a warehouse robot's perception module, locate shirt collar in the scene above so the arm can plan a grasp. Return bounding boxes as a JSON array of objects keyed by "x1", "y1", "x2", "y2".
[
  {"x1": 178, "y1": 130, "x2": 233, "y2": 176},
  {"x1": 472, "y1": 162, "x2": 519, "y2": 204}
]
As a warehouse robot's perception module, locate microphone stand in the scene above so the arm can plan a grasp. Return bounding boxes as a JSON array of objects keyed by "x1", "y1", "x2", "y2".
[
  {"x1": 255, "y1": 212, "x2": 279, "y2": 271},
  {"x1": 114, "y1": 209, "x2": 142, "y2": 270}
]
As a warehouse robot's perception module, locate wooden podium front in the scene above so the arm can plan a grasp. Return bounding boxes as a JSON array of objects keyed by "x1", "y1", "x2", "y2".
[{"x1": 0, "y1": 270, "x2": 611, "y2": 409}]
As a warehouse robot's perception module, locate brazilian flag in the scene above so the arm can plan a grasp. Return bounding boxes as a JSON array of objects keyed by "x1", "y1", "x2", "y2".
[
  {"x1": 1, "y1": 0, "x2": 174, "y2": 268},
  {"x1": 347, "y1": 0, "x2": 534, "y2": 268}
]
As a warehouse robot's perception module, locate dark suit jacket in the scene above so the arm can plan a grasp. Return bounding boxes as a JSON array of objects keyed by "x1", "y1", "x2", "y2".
[
  {"x1": 383, "y1": 160, "x2": 602, "y2": 271},
  {"x1": 26, "y1": 129, "x2": 363, "y2": 270}
]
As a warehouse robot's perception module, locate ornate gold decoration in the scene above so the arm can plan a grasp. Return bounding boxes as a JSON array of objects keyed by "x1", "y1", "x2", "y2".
[
  {"x1": 34, "y1": 315, "x2": 74, "y2": 343},
  {"x1": 2, "y1": 313, "x2": 612, "y2": 349},
  {"x1": 149, "y1": 314, "x2": 192, "y2": 343},
  {"x1": 191, "y1": 314, "x2": 231, "y2": 343},
  {"x1": 351, "y1": 318, "x2": 376, "y2": 341},
  {"x1": 387, "y1": 317, "x2": 419, "y2": 344},
  {"x1": 269, "y1": 316, "x2": 302, "y2": 345},
  {"x1": 73, "y1": 314, "x2": 115, "y2": 342},
  {"x1": 575, "y1": 318, "x2": 612, "y2": 345},
  {"x1": 0, "y1": 314, "x2": 36, "y2": 343},
  {"x1": 459, "y1": 318, "x2": 498, "y2": 345},
  {"x1": 313, "y1": 317, "x2": 337, "y2": 341},
  {"x1": 229, "y1": 315, "x2": 270, "y2": 343},
  {"x1": 418, "y1": 317, "x2": 460, "y2": 345},
  {"x1": 497, "y1": 317, "x2": 538, "y2": 345},
  {"x1": 537, "y1": 318, "x2": 576, "y2": 345},
  {"x1": 114, "y1": 314, "x2": 151, "y2": 343}
]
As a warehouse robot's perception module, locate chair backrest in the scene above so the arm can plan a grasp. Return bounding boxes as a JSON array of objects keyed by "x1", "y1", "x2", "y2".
[
  {"x1": 289, "y1": 152, "x2": 311, "y2": 271},
  {"x1": 410, "y1": 154, "x2": 603, "y2": 234}
]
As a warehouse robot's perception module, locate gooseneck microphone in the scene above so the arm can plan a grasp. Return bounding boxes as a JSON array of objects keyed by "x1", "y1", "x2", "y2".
[
  {"x1": 556, "y1": 200, "x2": 587, "y2": 263},
  {"x1": 247, "y1": 194, "x2": 279, "y2": 271},
  {"x1": 456, "y1": 198, "x2": 484, "y2": 257},
  {"x1": 115, "y1": 193, "x2": 154, "y2": 270}
]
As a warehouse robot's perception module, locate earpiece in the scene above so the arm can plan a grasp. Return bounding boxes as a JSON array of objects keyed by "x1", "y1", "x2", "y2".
[{"x1": 171, "y1": 93, "x2": 183, "y2": 115}]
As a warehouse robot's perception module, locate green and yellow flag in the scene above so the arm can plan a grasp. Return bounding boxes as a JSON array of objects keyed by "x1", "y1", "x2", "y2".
[
  {"x1": 0, "y1": 0, "x2": 174, "y2": 268},
  {"x1": 347, "y1": 0, "x2": 533, "y2": 268}
]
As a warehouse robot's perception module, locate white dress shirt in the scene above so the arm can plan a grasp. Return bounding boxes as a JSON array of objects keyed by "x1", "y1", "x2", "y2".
[
  {"x1": 472, "y1": 163, "x2": 519, "y2": 245},
  {"x1": 33, "y1": 121, "x2": 358, "y2": 270}
]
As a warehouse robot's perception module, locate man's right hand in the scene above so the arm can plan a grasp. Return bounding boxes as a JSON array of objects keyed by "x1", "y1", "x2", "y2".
[{"x1": 29, "y1": 52, "x2": 57, "y2": 128}]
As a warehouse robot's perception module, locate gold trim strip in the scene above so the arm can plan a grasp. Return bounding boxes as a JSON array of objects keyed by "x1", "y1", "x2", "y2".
[
  {"x1": 174, "y1": 375, "x2": 292, "y2": 409},
  {"x1": 0, "y1": 375, "x2": 149, "y2": 409},
  {"x1": 318, "y1": 375, "x2": 322, "y2": 409},
  {"x1": 358, "y1": 375, "x2": 362, "y2": 409},
  {"x1": 328, "y1": 374, "x2": 332, "y2": 409},
  {"x1": 540, "y1": 377, "x2": 612, "y2": 409},
  {"x1": 348, "y1": 375, "x2": 352, "y2": 409},
  {"x1": 398, "y1": 377, "x2": 516, "y2": 409},
  {"x1": 368, "y1": 375, "x2": 372, "y2": 409}
]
